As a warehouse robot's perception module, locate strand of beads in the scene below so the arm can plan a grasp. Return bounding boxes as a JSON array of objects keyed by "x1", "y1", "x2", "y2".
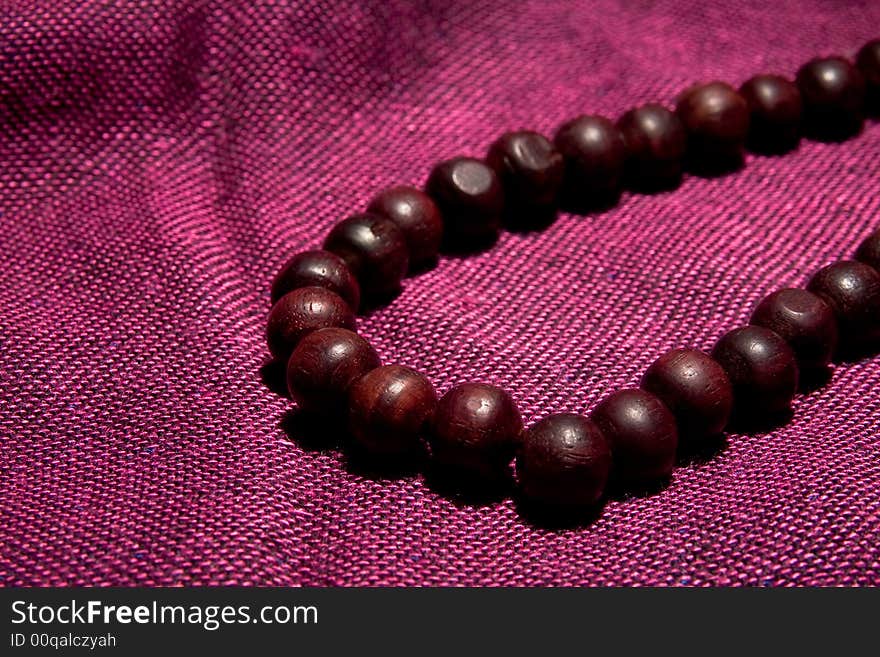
[{"x1": 266, "y1": 39, "x2": 880, "y2": 519}]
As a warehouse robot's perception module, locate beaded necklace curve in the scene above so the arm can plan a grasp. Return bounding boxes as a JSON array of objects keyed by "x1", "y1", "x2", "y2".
[{"x1": 264, "y1": 40, "x2": 880, "y2": 521}]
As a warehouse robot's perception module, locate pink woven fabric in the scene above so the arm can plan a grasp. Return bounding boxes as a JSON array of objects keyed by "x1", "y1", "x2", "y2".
[{"x1": 1, "y1": 0, "x2": 879, "y2": 587}]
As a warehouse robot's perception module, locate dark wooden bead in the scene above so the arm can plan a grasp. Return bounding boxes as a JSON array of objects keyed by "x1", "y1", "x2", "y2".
[
  {"x1": 266, "y1": 287, "x2": 356, "y2": 361},
  {"x1": 616, "y1": 103, "x2": 687, "y2": 190},
  {"x1": 428, "y1": 383, "x2": 522, "y2": 479},
  {"x1": 711, "y1": 326, "x2": 799, "y2": 416},
  {"x1": 641, "y1": 348, "x2": 733, "y2": 442},
  {"x1": 739, "y1": 74, "x2": 802, "y2": 152},
  {"x1": 807, "y1": 261, "x2": 880, "y2": 346},
  {"x1": 856, "y1": 230, "x2": 880, "y2": 272},
  {"x1": 270, "y1": 249, "x2": 360, "y2": 309},
  {"x1": 287, "y1": 327, "x2": 381, "y2": 414},
  {"x1": 553, "y1": 115, "x2": 625, "y2": 209},
  {"x1": 485, "y1": 130, "x2": 564, "y2": 216},
  {"x1": 425, "y1": 157, "x2": 503, "y2": 248},
  {"x1": 367, "y1": 186, "x2": 443, "y2": 270},
  {"x1": 516, "y1": 413, "x2": 611, "y2": 507},
  {"x1": 591, "y1": 389, "x2": 678, "y2": 484},
  {"x1": 796, "y1": 56, "x2": 866, "y2": 140},
  {"x1": 324, "y1": 213, "x2": 409, "y2": 299},
  {"x1": 348, "y1": 365, "x2": 437, "y2": 455},
  {"x1": 675, "y1": 82, "x2": 750, "y2": 163},
  {"x1": 749, "y1": 288, "x2": 838, "y2": 370},
  {"x1": 857, "y1": 39, "x2": 880, "y2": 115}
]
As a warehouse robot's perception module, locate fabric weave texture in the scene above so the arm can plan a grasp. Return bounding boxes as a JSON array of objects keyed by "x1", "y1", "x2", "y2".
[{"x1": 1, "y1": 0, "x2": 879, "y2": 586}]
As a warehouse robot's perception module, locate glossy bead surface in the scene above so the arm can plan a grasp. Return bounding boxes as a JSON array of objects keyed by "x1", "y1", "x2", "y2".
[
  {"x1": 266, "y1": 287, "x2": 356, "y2": 361},
  {"x1": 270, "y1": 249, "x2": 360, "y2": 309},
  {"x1": 516, "y1": 413, "x2": 611, "y2": 507},
  {"x1": 675, "y1": 82, "x2": 750, "y2": 161},
  {"x1": 807, "y1": 261, "x2": 880, "y2": 345},
  {"x1": 486, "y1": 130, "x2": 564, "y2": 217},
  {"x1": 591, "y1": 389, "x2": 678, "y2": 484},
  {"x1": 367, "y1": 186, "x2": 443, "y2": 270},
  {"x1": 641, "y1": 349, "x2": 733, "y2": 442},
  {"x1": 796, "y1": 56, "x2": 866, "y2": 140},
  {"x1": 855, "y1": 230, "x2": 880, "y2": 272},
  {"x1": 749, "y1": 288, "x2": 838, "y2": 370},
  {"x1": 553, "y1": 115, "x2": 625, "y2": 209},
  {"x1": 428, "y1": 383, "x2": 522, "y2": 479},
  {"x1": 348, "y1": 365, "x2": 437, "y2": 455},
  {"x1": 616, "y1": 103, "x2": 687, "y2": 190},
  {"x1": 857, "y1": 39, "x2": 880, "y2": 114},
  {"x1": 711, "y1": 326, "x2": 799, "y2": 416},
  {"x1": 323, "y1": 213, "x2": 409, "y2": 299},
  {"x1": 425, "y1": 157, "x2": 503, "y2": 248},
  {"x1": 287, "y1": 327, "x2": 381, "y2": 414},
  {"x1": 739, "y1": 74, "x2": 802, "y2": 152}
]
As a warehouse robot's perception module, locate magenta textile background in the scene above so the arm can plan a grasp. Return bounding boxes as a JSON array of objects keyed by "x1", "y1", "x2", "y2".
[{"x1": 1, "y1": 0, "x2": 879, "y2": 586}]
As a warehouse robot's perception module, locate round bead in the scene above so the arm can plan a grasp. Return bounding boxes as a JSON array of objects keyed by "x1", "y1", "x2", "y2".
[
  {"x1": 796, "y1": 56, "x2": 866, "y2": 140},
  {"x1": 739, "y1": 74, "x2": 802, "y2": 152},
  {"x1": 266, "y1": 287, "x2": 356, "y2": 361},
  {"x1": 807, "y1": 261, "x2": 880, "y2": 345},
  {"x1": 553, "y1": 115, "x2": 625, "y2": 209},
  {"x1": 711, "y1": 326, "x2": 799, "y2": 416},
  {"x1": 425, "y1": 157, "x2": 503, "y2": 248},
  {"x1": 324, "y1": 213, "x2": 409, "y2": 299},
  {"x1": 855, "y1": 230, "x2": 880, "y2": 272},
  {"x1": 857, "y1": 39, "x2": 880, "y2": 114},
  {"x1": 428, "y1": 383, "x2": 522, "y2": 479},
  {"x1": 749, "y1": 288, "x2": 838, "y2": 370},
  {"x1": 348, "y1": 365, "x2": 437, "y2": 455},
  {"x1": 366, "y1": 186, "x2": 443, "y2": 270},
  {"x1": 591, "y1": 389, "x2": 678, "y2": 484},
  {"x1": 641, "y1": 348, "x2": 733, "y2": 442},
  {"x1": 516, "y1": 413, "x2": 611, "y2": 507},
  {"x1": 616, "y1": 103, "x2": 687, "y2": 190},
  {"x1": 270, "y1": 250, "x2": 360, "y2": 309},
  {"x1": 675, "y1": 81, "x2": 750, "y2": 162},
  {"x1": 485, "y1": 130, "x2": 564, "y2": 216},
  {"x1": 287, "y1": 327, "x2": 381, "y2": 414}
]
